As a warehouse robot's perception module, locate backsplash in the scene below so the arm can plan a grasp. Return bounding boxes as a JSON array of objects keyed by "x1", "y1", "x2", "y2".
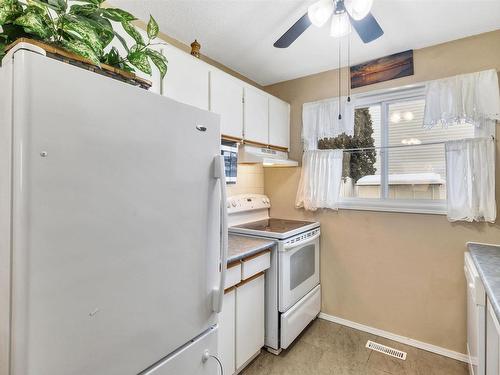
[{"x1": 227, "y1": 164, "x2": 264, "y2": 196}]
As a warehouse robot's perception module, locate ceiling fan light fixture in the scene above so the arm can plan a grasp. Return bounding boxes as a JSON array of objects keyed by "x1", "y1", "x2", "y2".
[
  {"x1": 330, "y1": 12, "x2": 351, "y2": 38},
  {"x1": 344, "y1": 0, "x2": 373, "y2": 20},
  {"x1": 308, "y1": 0, "x2": 334, "y2": 27}
]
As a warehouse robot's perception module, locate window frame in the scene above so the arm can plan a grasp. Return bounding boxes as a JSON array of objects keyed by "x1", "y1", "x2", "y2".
[{"x1": 336, "y1": 85, "x2": 448, "y2": 215}]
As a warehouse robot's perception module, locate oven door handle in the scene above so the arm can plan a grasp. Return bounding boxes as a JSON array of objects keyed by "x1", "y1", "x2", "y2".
[{"x1": 283, "y1": 232, "x2": 320, "y2": 251}]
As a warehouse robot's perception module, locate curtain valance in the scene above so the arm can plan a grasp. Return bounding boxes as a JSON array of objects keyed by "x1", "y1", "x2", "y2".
[
  {"x1": 423, "y1": 69, "x2": 500, "y2": 128},
  {"x1": 302, "y1": 96, "x2": 354, "y2": 151}
]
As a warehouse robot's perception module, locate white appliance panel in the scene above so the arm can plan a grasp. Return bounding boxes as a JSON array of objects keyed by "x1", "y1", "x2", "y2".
[
  {"x1": 142, "y1": 327, "x2": 219, "y2": 375},
  {"x1": 465, "y1": 252, "x2": 486, "y2": 375},
  {"x1": 280, "y1": 285, "x2": 321, "y2": 349},
  {"x1": 0, "y1": 46, "x2": 13, "y2": 375},
  {"x1": 9, "y1": 51, "x2": 221, "y2": 375},
  {"x1": 278, "y1": 232, "x2": 320, "y2": 312}
]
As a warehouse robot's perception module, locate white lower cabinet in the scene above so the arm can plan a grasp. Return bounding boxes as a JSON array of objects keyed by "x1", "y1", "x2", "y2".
[
  {"x1": 235, "y1": 274, "x2": 265, "y2": 370},
  {"x1": 218, "y1": 273, "x2": 265, "y2": 375},
  {"x1": 218, "y1": 289, "x2": 236, "y2": 375},
  {"x1": 486, "y1": 300, "x2": 500, "y2": 375}
]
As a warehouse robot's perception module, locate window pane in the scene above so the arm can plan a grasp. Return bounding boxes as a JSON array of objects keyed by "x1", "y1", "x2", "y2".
[
  {"x1": 387, "y1": 99, "x2": 473, "y2": 200},
  {"x1": 341, "y1": 105, "x2": 381, "y2": 199}
]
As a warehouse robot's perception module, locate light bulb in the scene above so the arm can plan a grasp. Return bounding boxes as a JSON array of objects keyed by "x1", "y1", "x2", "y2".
[
  {"x1": 401, "y1": 138, "x2": 422, "y2": 145},
  {"x1": 390, "y1": 112, "x2": 401, "y2": 123},
  {"x1": 344, "y1": 0, "x2": 373, "y2": 21},
  {"x1": 403, "y1": 111, "x2": 414, "y2": 121},
  {"x1": 308, "y1": 0, "x2": 334, "y2": 27},
  {"x1": 330, "y1": 12, "x2": 351, "y2": 38}
]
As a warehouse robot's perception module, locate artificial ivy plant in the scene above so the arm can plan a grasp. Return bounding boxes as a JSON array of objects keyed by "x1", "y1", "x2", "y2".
[{"x1": 0, "y1": 0, "x2": 168, "y2": 79}]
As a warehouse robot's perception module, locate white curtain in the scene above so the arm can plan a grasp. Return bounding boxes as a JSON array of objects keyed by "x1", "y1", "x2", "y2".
[
  {"x1": 445, "y1": 138, "x2": 496, "y2": 223},
  {"x1": 302, "y1": 96, "x2": 355, "y2": 151},
  {"x1": 296, "y1": 150, "x2": 344, "y2": 211},
  {"x1": 424, "y1": 69, "x2": 500, "y2": 128}
]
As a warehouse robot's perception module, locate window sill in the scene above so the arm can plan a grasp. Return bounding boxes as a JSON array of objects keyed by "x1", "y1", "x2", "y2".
[{"x1": 336, "y1": 198, "x2": 447, "y2": 215}]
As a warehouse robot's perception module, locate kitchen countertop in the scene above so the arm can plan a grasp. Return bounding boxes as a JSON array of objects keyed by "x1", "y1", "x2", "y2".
[
  {"x1": 468, "y1": 242, "x2": 500, "y2": 321},
  {"x1": 227, "y1": 234, "x2": 276, "y2": 263}
]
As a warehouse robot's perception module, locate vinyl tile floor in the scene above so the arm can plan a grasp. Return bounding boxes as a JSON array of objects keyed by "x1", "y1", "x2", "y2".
[{"x1": 240, "y1": 319, "x2": 469, "y2": 375}]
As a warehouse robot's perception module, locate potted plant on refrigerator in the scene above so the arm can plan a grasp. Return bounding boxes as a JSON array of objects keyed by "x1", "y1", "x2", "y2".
[{"x1": 0, "y1": 0, "x2": 168, "y2": 88}]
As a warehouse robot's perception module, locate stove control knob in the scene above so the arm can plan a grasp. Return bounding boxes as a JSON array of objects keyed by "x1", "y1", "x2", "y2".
[
  {"x1": 261, "y1": 198, "x2": 266, "y2": 204},
  {"x1": 231, "y1": 201, "x2": 237, "y2": 207}
]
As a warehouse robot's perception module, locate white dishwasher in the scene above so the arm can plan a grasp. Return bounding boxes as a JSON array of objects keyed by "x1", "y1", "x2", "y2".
[{"x1": 465, "y1": 252, "x2": 486, "y2": 375}]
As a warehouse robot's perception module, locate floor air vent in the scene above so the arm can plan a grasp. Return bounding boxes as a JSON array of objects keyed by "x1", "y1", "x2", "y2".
[{"x1": 366, "y1": 340, "x2": 407, "y2": 360}]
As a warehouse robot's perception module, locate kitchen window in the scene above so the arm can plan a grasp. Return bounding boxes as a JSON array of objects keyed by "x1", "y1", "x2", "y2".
[{"x1": 318, "y1": 86, "x2": 475, "y2": 214}]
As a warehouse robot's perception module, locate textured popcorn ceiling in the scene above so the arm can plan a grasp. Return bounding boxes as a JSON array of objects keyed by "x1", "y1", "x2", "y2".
[{"x1": 112, "y1": 0, "x2": 500, "y2": 85}]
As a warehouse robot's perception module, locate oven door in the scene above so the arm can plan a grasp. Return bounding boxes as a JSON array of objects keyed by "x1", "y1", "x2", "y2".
[{"x1": 278, "y1": 230, "x2": 320, "y2": 312}]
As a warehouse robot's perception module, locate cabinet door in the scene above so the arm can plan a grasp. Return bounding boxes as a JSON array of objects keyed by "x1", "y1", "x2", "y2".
[
  {"x1": 210, "y1": 70, "x2": 243, "y2": 139},
  {"x1": 269, "y1": 96, "x2": 290, "y2": 149},
  {"x1": 235, "y1": 274, "x2": 265, "y2": 370},
  {"x1": 244, "y1": 86, "x2": 269, "y2": 144},
  {"x1": 218, "y1": 290, "x2": 236, "y2": 375},
  {"x1": 162, "y1": 45, "x2": 209, "y2": 110},
  {"x1": 486, "y1": 300, "x2": 500, "y2": 375}
]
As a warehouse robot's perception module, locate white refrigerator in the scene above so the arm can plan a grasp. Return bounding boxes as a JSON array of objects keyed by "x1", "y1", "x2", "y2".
[{"x1": 0, "y1": 43, "x2": 228, "y2": 375}]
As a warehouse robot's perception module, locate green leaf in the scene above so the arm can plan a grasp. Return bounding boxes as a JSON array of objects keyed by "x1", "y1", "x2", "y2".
[
  {"x1": 146, "y1": 15, "x2": 158, "y2": 40},
  {"x1": 127, "y1": 47, "x2": 151, "y2": 75},
  {"x1": 146, "y1": 48, "x2": 167, "y2": 79},
  {"x1": 73, "y1": 14, "x2": 114, "y2": 47},
  {"x1": 43, "y1": 0, "x2": 67, "y2": 12},
  {"x1": 121, "y1": 20, "x2": 143, "y2": 46},
  {"x1": 25, "y1": 1, "x2": 49, "y2": 15},
  {"x1": 100, "y1": 8, "x2": 135, "y2": 22},
  {"x1": 0, "y1": 44, "x2": 6, "y2": 66},
  {"x1": 60, "y1": 38, "x2": 100, "y2": 66},
  {"x1": 103, "y1": 46, "x2": 119, "y2": 65},
  {"x1": 71, "y1": 0, "x2": 105, "y2": 5},
  {"x1": 112, "y1": 29, "x2": 129, "y2": 52},
  {"x1": 0, "y1": 23, "x2": 28, "y2": 43},
  {"x1": 0, "y1": 0, "x2": 23, "y2": 26},
  {"x1": 69, "y1": 3, "x2": 98, "y2": 16},
  {"x1": 61, "y1": 15, "x2": 104, "y2": 56},
  {"x1": 14, "y1": 9, "x2": 53, "y2": 39},
  {"x1": 119, "y1": 61, "x2": 134, "y2": 73}
]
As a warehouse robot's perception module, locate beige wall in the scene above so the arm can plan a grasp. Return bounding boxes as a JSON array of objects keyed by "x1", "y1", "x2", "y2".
[{"x1": 263, "y1": 30, "x2": 500, "y2": 354}]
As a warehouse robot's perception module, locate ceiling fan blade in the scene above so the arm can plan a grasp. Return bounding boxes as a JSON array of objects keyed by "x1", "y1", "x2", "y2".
[
  {"x1": 349, "y1": 12, "x2": 384, "y2": 43},
  {"x1": 274, "y1": 13, "x2": 312, "y2": 48}
]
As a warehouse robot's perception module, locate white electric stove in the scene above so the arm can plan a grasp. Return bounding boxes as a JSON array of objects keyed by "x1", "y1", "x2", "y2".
[{"x1": 227, "y1": 194, "x2": 321, "y2": 354}]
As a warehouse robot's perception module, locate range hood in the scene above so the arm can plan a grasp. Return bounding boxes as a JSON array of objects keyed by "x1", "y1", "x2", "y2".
[{"x1": 238, "y1": 144, "x2": 298, "y2": 167}]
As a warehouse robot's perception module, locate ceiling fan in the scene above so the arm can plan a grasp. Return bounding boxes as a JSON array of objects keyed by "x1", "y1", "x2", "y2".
[{"x1": 274, "y1": 0, "x2": 384, "y2": 48}]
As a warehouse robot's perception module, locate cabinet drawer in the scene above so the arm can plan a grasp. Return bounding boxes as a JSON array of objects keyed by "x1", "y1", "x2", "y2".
[
  {"x1": 225, "y1": 262, "x2": 242, "y2": 289},
  {"x1": 281, "y1": 284, "x2": 321, "y2": 349},
  {"x1": 241, "y1": 250, "x2": 271, "y2": 280}
]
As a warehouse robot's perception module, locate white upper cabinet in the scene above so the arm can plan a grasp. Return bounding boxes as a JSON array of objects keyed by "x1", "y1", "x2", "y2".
[
  {"x1": 244, "y1": 86, "x2": 269, "y2": 145},
  {"x1": 209, "y1": 70, "x2": 244, "y2": 139},
  {"x1": 135, "y1": 41, "x2": 290, "y2": 147},
  {"x1": 269, "y1": 96, "x2": 290, "y2": 149},
  {"x1": 161, "y1": 45, "x2": 209, "y2": 110}
]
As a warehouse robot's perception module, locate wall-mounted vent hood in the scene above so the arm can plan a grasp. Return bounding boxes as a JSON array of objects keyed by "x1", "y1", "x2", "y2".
[{"x1": 238, "y1": 145, "x2": 298, "y2": 167}]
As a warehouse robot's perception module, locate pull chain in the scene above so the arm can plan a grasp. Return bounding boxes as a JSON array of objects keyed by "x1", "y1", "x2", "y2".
[
  {"x1": 338, "y1": 37, "x2": 342, "y2": 120},
  {"x1": 347, "y1": 31, "x2": 351, "y2": 103}
]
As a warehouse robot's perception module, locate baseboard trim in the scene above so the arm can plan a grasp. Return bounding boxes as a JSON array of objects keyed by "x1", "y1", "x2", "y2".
[{"x1": 318, "y1": 312, "x2": 469, "y2": 363}]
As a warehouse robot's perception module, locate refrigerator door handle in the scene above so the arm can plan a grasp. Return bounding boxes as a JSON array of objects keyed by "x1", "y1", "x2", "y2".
[{"x1": 212, "y1": 155, "x2": 228, "y2": 313}]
